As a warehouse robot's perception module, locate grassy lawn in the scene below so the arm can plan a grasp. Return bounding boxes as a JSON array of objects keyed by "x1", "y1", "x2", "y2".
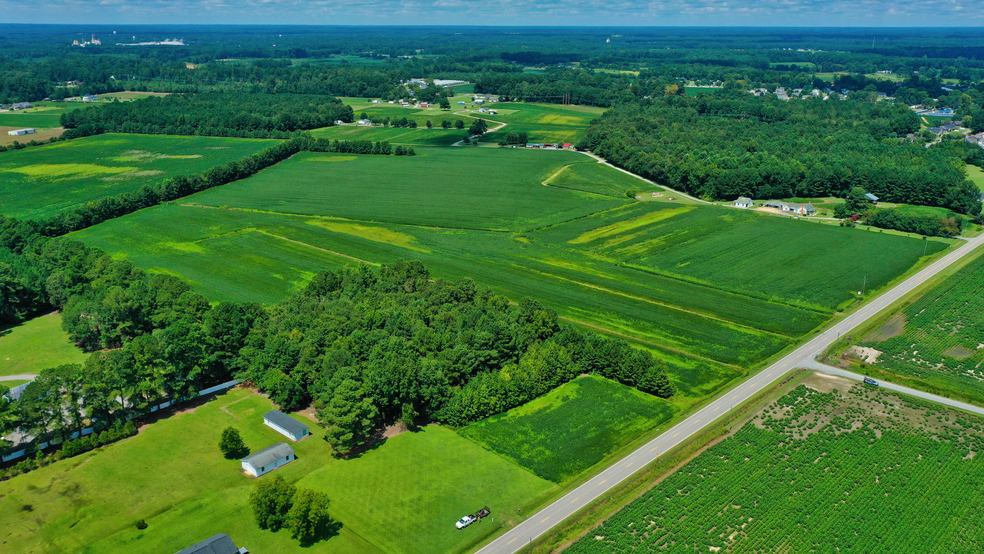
[
  {"x1": 0, "y1": 313, "x2": 87, "y2": 376},
  {"x1": 0, "y1": 388, "x2": 555, "y2": 554},
  {"x1": 0, "y1": 133, "x2": 279, "y2": 219},
  {"x1": 967, "y1": 164, "x2": 984, "y2": 192},
  {"x1": 459, "y1": 375, "x2": 675, "y2": 483}
]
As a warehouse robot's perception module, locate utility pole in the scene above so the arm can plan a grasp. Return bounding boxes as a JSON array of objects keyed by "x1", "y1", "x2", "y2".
[{"x1": 861, "y1": 275, "x2": 867, "y2": 296}]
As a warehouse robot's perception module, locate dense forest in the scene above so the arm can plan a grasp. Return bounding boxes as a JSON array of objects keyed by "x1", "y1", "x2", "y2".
[
  {"x1": 60, "y1": 93, "x2": 354, "y2": 137},
  {"x1": 0, "y1": 217, "x2": 672, "y2": 457},
  {"x1": 577, "y1": 94, "x2": 983, "y2": 215}
]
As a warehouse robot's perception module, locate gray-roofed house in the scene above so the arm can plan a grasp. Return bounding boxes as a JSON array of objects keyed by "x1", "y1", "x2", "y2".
[
  {"x1": 763, "y1": 200, "x2": 786, "y2": 210},
  {"x1": 174, "y1": 533, "x2": 247, "y2": 554},
  {"x1": 242, "y1": 442, "x2": 295, "y2": 477},
  {"x1": 10, "y1": 102, "x2": 32, "y2": 110},
  {"x1": 264, "y1": 410, "x2": 310, "y2": 442},
  {"x1": 733, "y1": 197, "x2": 754, "y2": 208},
  {"x1": 865, "y1": 193, "x2": 879, "y2": 202}
]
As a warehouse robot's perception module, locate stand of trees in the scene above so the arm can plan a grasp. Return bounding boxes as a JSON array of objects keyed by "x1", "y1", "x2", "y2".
[
  {"x1": 578, "y1": 95, "x2": 982, "y2": 216},
  {"x1": 60, "y1": 93, "x2": 355, "y2": 138}
]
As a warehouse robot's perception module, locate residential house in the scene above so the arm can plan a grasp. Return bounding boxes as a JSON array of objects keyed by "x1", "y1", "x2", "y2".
[
  {"x1": 10, "y1": 102, "x2": 32, "y2": 110},
  {"x1": 263, "y1": 410, "x2": 310, "y2": 442},
  {"x1": 762, "y1": 201, "x2": 785, "y2": 209},
  {"x1": 241, "y1": 443, "x2": 295, "y2": 477},
  {"x1": 733, "y1": 197, "x2": 754, "y2": 208},
  {"x1": 174, "y1": 533, "x2": 247, "y2": 554},
  {"x1": 783, "y1": 203, "x2": 816, "y2": 215},
  {"x1": 82, "y1": 95, "x2": 99, "y2": 102}
]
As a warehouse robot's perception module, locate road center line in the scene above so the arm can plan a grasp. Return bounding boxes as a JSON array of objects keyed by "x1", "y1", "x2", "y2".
[
  {"x1": 541, "y1": 516, "x2": 550, "y2": 523},
  {"x1": 598, "y1": 479, "x2": 607, "y2": 485},
  {"x1": 507, "y1": 538, "x2": 517, "y2": 545},
  {"x1": 570, "y1": 497, "x2": 579, "y2": 504},
  {"x1": 625, "y1": 462, "x2": 633, "y2": 467}
]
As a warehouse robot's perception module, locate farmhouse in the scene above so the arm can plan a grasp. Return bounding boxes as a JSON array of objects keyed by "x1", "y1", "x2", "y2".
[
  {"x1": 241, "y1": 442, "x2": 295, "y2": 477},
  {"x1": 10, "y1": 102, "x2": 33, "y2": 110},
  {"x1": 175, "y1": 533, "x2": 248, "y2": 554},
  {"x1": 734, "y1": 197, "x2": 754, "y2": 208},
  {"x1": 7, "y1": 128, "x2": 36, "y2": 136},
  {"x1": 263, "y1": 410, "x2": 310, "y2": 441},
  {"x1": 782, "y1": 202, "x2": 816, "y2": 215}
]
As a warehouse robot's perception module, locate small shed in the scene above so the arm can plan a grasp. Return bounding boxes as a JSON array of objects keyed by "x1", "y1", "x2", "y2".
[
  {"x1": 174, "y1": 533, "x2": 247, "y2": 554},
  {"x1": 7, "y1": 128, "x2": 36, "y2": 136},
  {"x1": 264, "y1": 410, "x2": 310, "y2": 441},
  {"x1": 865, "y1": 193, "x2": 879, "y2": 202},
  {"x1": 734, "y1": 197, "x2": 753, "y2": 208},
  {"x1": 242, "y1": 443, "x2": 295, "y2": 477}
]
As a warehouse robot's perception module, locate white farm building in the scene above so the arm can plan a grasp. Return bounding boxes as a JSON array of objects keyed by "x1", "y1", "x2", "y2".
[
  {"x1": 733, "y1": 197, "x2": 753, "y2": 208},
  {"x1": 241, "y1": 443, "x2": 295, "y2": 477},
  {"x1": 263, "y1": 410, "x2": 310, "y2": 441},
  {"x1": 7, "y1": 128, "x2": 36, "y2": 136}
]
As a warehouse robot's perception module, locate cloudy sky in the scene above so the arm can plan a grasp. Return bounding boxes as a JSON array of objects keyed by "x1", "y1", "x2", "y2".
[{"x1": 1, "y1": 0, "x2": 982, "y2": 26}]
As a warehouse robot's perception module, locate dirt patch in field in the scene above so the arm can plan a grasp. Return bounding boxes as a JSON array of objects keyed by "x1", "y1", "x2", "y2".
[
  {"x1": 943, "y1": 345, "x2": 975, "y2": 359},
  {"x1": 383, "y1": 422, "x2": 409, "y2": 438},
  {"x1": 297, "y1": 405, "x2": 320, "y2": 423},
  {"x1": 801, "y1": 371, "x2": 851, "y2": 393},
  {"x1": 0, "y1": 127, "x2": 64, "y2": 146},
  {"x1": 844, "y1": 345, "x2": 883, "y2": 363},
  {"x1": 864, "y1": 314, "x2": 906, "y2": 342}
]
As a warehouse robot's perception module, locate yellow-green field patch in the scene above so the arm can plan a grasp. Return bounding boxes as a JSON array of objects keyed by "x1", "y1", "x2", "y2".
[
  {"x1": 306, "y1": 219, "x2": 429, "y2": 252},
  {"x1": 4, "y1": 163, "x2": 136, "y2": 179},
  {"x1": 570, "y1": 205, "x2": 695, "y2": 244}
]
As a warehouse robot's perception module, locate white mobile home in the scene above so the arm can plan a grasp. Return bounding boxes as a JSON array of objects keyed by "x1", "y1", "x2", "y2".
[
  {"x1": 241, "y1": 443, "x2": 295, "y2": 477},
  {"x1": 263, "y1": 410, "x2": 310, "y2": 442}
]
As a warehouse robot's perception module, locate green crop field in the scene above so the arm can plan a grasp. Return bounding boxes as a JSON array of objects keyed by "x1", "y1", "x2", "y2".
[
  {"x1": 566, "y1": 378, "x2": 984, "y2": 553},
  {"x1": 0, "y1": 388, "x2": 555, "y2": 554},
  {"x1": 967, "y1": 164, "x2": 984, "y2": 192},
  {"x1": 182, "y1": 148, "x2": 620, "y2": 232},
  {"x1": 859, "y1": 253, "x2": 984, "y2": 403},
  {"x1": 544, "y1": 162, "x2": 652, "y2": 198},
  {"x1": 0, "y1": 133, "x2": 279, "y2": 219},
  {"x1": 76, "y1": 148, "x2": 938, "y2": 373},
  {"x1": 477, "y1": 102, "x2": 605, "y2": 145},
  {"x1": 459, "y1": 375, "x2": 674, "y2": 483},
  {"x1": 310, "y1": 124, "x2": 464, "y2": 146},
  {"x1": 0, "y1": 313, "x2": 87, "y2": 376}
]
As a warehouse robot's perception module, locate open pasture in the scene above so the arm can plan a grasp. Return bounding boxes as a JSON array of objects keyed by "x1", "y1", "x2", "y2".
[
  {"x1": 0, "y1": 133, "x2": 278, "y2": 219},
  {"x1": 0, "y1": 313, "x2": 87, "y2": 377},
  {"x1": 859, "y1": 253, "x2": 984, "y2": 403},
  {"x1": 0, "y1": 388, "x2": 555, "y2": 554},
  {"x1": 567, "y1": 379, "x2": 984, "y2": 554},
  {"x1": 459, "y1": 375, "x2": 674, "y2": 483}
]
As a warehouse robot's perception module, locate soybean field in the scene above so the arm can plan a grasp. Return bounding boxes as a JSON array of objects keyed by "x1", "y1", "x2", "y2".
[
  {"x1": 0, "y1": 133, "x2": 278, "y2": 219},
  {"x1": 460, "y1": 376, "x2": 675, "y2": 483},
  {"x1": 859, "y1": 253, "x2": 984, "y2": 403},
  {"x1": 566, "y1": 376, "x2": 984, "y2": 554}
]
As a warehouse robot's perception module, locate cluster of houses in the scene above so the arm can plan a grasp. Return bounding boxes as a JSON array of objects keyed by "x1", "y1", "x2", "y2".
[
  {"x1": 926, "y1": 120, "x2": 964, "y2": 137},
  {"x1": 8, "y1": 102, "x2": 33, "y2": 110},
  {"x1": 734, "y1": 197, "x2": 817, "y2": 215},
  {"x1": 526, "y1": 143, "x2": 573, "y2": 149},
  {"x1": 964, "y1": 132, "x2": 984, "y2": 148}
]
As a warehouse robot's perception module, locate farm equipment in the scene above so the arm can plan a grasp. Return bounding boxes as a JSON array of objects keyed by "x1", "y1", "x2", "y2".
[
  {"x1": 863, "y1": 377, "x2": 879, "y2": 386},
  {"x1": 455, "y1": 507, "x2": 491, "y2": 529}
]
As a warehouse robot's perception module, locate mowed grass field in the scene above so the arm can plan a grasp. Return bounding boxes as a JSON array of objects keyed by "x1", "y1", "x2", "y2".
[
  {"x1": 459, "y1": 375, "x2": 674, "y2": 483},
  {"x1": 0, "y1": 313, "x2": 87, "y2": 376},
  {"x1": 968, "y1": 164, "x2": 984, "y2": 192},
  {"x1": 76, "y1": 148, "x2": 940, "y2": 374},
  {"x1": 0, "y1": 133, "x2": 278, "y2": 219},
  {"x1": 0, "y1": 388, "x2": 555, "y2": 554}
]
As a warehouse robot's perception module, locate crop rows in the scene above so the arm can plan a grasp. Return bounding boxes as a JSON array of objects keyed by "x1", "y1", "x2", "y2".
[
  {"x1": 567, "y1": 385, "x2": 984, "y2": 553},
  {"x1": 863, "y1": 254, "x2": 984, "y2": 401}
]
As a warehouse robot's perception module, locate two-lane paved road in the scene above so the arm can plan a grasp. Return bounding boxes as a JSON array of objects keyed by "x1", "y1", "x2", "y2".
[{"x1": 476, "y1": 232, "x2": 984, "y2": 554}]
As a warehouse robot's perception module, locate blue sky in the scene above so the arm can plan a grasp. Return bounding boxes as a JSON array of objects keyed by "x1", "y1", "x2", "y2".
[{"x1": 1, "y1": 0, "x2": 982, "y2": 26}]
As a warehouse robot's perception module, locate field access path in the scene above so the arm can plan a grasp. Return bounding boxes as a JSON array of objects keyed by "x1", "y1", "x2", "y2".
[{"x1": 475, "y1": 231, "x2": 984, "y2": 554}]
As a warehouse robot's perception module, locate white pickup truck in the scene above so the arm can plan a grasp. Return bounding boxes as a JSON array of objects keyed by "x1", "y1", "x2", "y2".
[{"x1": 455, "y1": 507, "x2": 490, "y2": 529}]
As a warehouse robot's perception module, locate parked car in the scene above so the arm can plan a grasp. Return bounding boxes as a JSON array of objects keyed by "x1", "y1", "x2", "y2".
[
  {"x1": 455, "y1": 515, "x2": 477, "y2": 529},
  {"x1": 863, "y1": 377, "x2": 879, "y2": 386}
]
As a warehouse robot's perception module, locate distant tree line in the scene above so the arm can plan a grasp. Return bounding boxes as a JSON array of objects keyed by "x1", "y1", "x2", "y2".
[
  {"x1": 578, "y1": 95, "x2": 982, "y2": 216},
  {"x1": 60, "y1": 93, "x2": 355, "y2": 138}
]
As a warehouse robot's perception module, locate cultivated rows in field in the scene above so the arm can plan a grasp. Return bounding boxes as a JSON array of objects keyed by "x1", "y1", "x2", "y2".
[
  {"x1": 75, "y1": 148, "x2": 937, "y2": 377},
  {"x1": 861, "y1": 253, "x2": 984, "y2": 402},
  {"x1": 566, "y1": 383, "x2": 984, "y2": 554},
  {"x1": 460, "y1": 376, "x2": 675, "y2": 483},
  {"x1": 0, "y1": 133, "x2": 278, "y2": 219}
]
